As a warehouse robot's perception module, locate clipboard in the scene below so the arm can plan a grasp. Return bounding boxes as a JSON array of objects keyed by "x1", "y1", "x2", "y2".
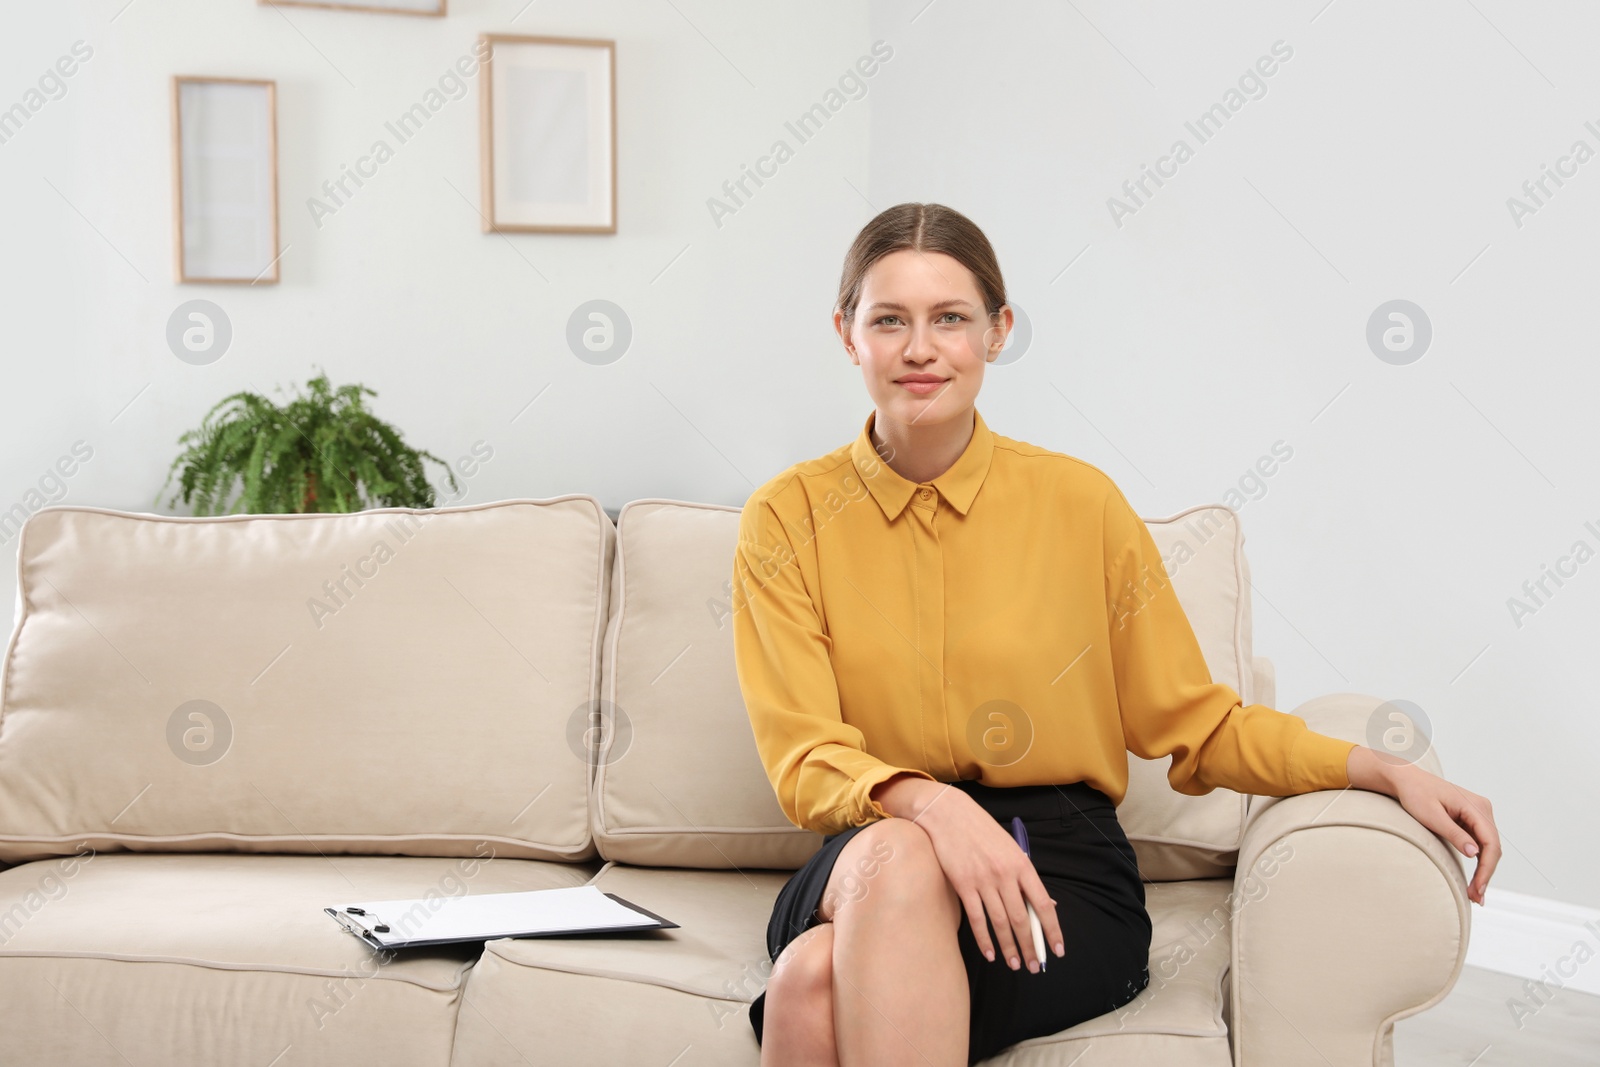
[{"x1": 325, "y1": 884, "x2": 678, "y2": 951}]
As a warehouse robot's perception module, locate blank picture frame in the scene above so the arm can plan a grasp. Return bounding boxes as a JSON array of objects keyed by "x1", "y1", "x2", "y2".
[
  {"x1": 479, "y1": 34, "x2": 616, "y2": 234},
  {"x1": 258, "y1": 0, "x2": 446, "y2": 16},
  {"x1": 171, "y1": 76, "x2": 280, "y2": 284}
]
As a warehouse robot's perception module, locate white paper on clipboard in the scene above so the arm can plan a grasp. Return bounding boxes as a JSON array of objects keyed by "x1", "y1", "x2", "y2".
[{"x1": 326, "y1": 884, "x2": 676, "y2": 950}]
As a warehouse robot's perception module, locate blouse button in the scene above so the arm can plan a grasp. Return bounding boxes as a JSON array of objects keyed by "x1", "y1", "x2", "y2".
[{"x1": 919, "y1": 488, "x2": 933, "y2": 499}]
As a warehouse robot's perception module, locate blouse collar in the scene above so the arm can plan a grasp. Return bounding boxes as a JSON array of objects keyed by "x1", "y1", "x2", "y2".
[{"x1": 850, "y1": 406, "x2": 995, "y2": 521}]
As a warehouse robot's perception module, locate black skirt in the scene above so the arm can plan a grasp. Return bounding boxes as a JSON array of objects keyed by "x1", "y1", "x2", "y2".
[{"x1": 749, "y1": 779, "x2": 1152, "y2": 1065}]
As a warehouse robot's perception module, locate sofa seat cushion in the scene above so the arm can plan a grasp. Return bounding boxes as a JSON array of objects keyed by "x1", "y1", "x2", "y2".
[
  {"x1": 451, "y1": 865, "x2": 1235, "y2": 1066},
  {"x1": 452, "y1": 862, "x2": 788, "y2": 1066},
  {"x1": 0, "y1": 852, "x2": 598, "y2": 1067}
]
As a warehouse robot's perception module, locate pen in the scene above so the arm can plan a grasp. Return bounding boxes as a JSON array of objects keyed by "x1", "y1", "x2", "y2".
[{"x1": 1010, "y1": 816, "x2": 1047, "y2": 973}]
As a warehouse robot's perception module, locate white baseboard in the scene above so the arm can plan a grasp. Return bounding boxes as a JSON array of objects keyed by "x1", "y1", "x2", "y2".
[{"x1": 1465, "y1": 886, "x2": 1600, "y2": 997}]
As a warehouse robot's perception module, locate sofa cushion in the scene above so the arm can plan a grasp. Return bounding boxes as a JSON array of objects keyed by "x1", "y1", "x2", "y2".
[
  {"x1": 449, "y1": 862, "x2": 1234, "y2": 1066},
  {"x1": 1119, "y1": 504, "x2": 1259, "y2": 880},
  {"x1": 451, "y1": 862, "x2": 789, "y2": 1067},
  {"x1": 594, "y1": 499, "x2": 1256, "y2": 878},
  {"x1": 0, "y1": 500, "x2": 613, "y2": 864},
  {"x1": 0, "y1": 851, "x2": 598, "y2": 1066},
  {"x1": 592, "y1": 499, "x2": 814, "y2": 868}
]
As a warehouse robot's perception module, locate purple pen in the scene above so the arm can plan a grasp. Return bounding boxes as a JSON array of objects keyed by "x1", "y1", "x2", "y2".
[{"x1": 1011, "y1": 817, "x2": 1047, "y2": 972}]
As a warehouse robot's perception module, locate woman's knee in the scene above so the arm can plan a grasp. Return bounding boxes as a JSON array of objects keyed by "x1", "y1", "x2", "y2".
[
  {"x1": 821, "y1": 817, "x2": 958, "y2": 923},
  {"x1": 767, "y1": 922, "x2": 835, "y2": 1008}
]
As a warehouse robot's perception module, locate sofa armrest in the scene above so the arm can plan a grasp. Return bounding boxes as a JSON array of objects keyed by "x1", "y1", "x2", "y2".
[{"x1": 1229, "y1": 693, "x2": 1472, "y2": 1066}]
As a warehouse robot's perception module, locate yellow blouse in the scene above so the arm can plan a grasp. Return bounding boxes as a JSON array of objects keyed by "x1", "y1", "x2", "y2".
[{"x1": 730, "y1": 406, "x2": 1358, "y2": 837}]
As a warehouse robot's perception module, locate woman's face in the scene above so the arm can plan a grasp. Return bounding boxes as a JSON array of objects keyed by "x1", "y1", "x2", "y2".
[{"x1": 836, "y1": 249, "x2": 1011, "y2": 431}]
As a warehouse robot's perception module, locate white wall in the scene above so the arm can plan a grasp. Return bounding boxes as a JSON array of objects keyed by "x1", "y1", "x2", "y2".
[
  {"x1": 1, "y1": 0, "x2": 879, "y2": 543},
  {"x1": 2, "y1": 2, "x2": 1595, "y2": 910}
]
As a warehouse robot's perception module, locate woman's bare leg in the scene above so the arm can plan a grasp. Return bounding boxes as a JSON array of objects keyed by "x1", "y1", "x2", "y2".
[
  {"x1": 760, "y1": 923, "x2": 839, "y2": 1066},
  {"x1": 823, "y1": 818, "x2": 967, "y2": 1066}
]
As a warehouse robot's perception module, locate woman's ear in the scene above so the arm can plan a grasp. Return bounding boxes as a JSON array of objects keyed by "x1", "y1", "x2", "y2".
[
  {"x1": 983, "y1": 311, "x2": 1007, "y2": 353},
  {"x1": 835, "y1": 309, "x2": 859, "y2": 364}
]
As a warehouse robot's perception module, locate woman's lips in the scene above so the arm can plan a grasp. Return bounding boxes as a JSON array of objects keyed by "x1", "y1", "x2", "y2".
[{"x1": 897, "y1": 379, "x2": 945, "y2": 394}]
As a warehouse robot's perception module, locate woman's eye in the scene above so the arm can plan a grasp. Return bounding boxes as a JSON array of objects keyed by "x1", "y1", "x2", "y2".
[{"x1": 872, "y1": 313, "x2": 964, "y2": 326}]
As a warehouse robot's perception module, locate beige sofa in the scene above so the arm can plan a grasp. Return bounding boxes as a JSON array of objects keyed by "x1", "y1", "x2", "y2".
[{"x1": 0, "y1": 496, "x2": 1471, "y2": 1065}]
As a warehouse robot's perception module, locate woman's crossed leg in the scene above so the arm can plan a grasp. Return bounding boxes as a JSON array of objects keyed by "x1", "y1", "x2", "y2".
[{"x1": 759, "y1": 817, "x2": 969, "y2": 1066}]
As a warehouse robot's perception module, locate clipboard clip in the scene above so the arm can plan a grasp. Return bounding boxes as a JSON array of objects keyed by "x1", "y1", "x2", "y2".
[
  {"x1": 330, "y1": 907, "x2": 392, "y2": 943},
  {"x1": 346, "y1": 907, "x2": 392, "y2": 932}
]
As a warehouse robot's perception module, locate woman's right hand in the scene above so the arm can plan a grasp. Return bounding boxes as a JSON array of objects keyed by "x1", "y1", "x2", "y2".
[{"x1": 872, "y1": 776, "x2": 1064, "y2": 974}]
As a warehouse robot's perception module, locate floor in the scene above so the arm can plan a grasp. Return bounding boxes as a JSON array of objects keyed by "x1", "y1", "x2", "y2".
[{"x1": 1394, "y1": 965, "x2": 1600, "y2": 1066}]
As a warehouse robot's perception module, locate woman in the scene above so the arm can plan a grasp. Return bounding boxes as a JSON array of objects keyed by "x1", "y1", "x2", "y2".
[{"x1": 730, "y1": 203, "x2": 1499, "y2": 1066}]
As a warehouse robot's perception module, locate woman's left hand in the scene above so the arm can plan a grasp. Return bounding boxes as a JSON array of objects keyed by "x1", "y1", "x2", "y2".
[{"x1": 1350, "y1": 746, "x2": 1499, "y2": 905}]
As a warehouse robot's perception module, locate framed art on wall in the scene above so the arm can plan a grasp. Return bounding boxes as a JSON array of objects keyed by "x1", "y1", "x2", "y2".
[
  {"x1": 258, "y1": 0, "x2": 446, "y2": 16},
  {"x1": 479, "y1": 34, "x2": 616, "y2": 234},
  {"x1": 171, "y1": 76, "x2": 280, "y2": 284}
]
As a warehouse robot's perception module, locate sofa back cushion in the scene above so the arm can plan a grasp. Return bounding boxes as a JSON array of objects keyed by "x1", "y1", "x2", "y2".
[
  {"x1": 0, "y1": 500, "x2": 612, "y2": 864},
  {"x1": 590, "y1": 500, "x2": 809, "y2": 868},
  {"x1": 1118, "y1": 504, "x2": 1256, "y2": 880},
  {"x1": 592, "y1": 499, "x2": 1254, "y2": 878}
]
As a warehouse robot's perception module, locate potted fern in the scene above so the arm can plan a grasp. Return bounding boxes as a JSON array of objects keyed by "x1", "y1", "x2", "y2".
[{"x1": 159, "y1": 373, "x2": 459, "y2": 515}]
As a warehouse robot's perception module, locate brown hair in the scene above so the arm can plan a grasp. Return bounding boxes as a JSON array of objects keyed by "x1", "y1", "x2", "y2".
[{"x1": 834, "y1": 203, "x2": 1007, "y2": 332}]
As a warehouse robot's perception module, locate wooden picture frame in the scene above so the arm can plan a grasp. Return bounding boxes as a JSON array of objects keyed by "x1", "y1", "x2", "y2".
[
  {"x1": 479, "y1": 34, "x2": 616, "y2": 234},
  {"x1": 171, "y1": 76, "x2": 281, "y2": 285},
  {"x1": 257, "y1": 0, "x2": 446, "y2": 17}
]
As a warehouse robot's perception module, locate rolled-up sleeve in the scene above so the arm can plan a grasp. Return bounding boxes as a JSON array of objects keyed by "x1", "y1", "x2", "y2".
[
  {"x1": 731, "y1": 498, "x2": 936, "y2": 835},
  {"x1": 1102, "y1": 486, "x2": 1356, "y2": 797}
]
